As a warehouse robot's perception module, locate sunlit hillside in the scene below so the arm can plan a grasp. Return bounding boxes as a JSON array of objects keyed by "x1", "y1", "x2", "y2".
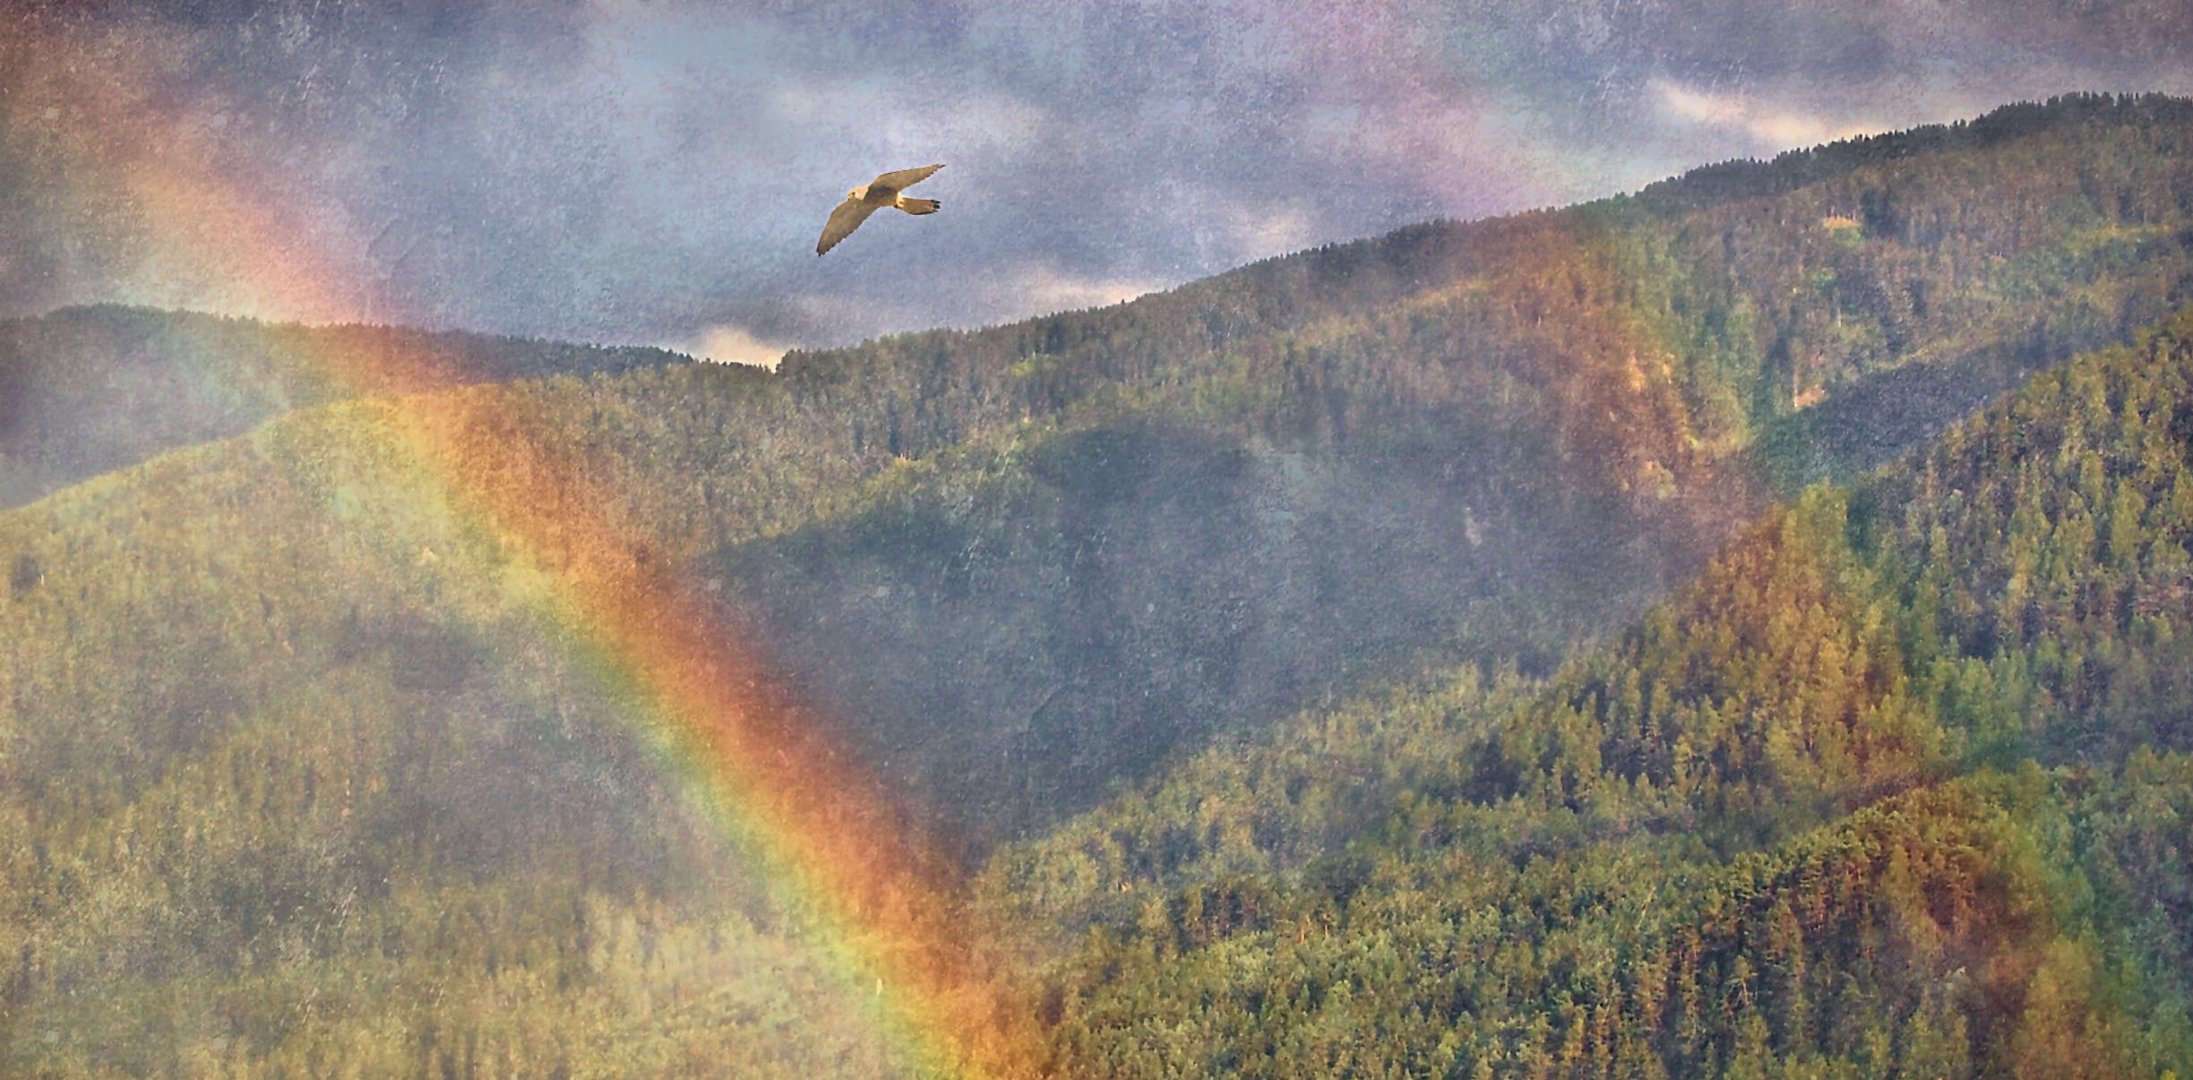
[{"x1": 1002, "y1": 304, "x2": 2193, "y2": 1079}]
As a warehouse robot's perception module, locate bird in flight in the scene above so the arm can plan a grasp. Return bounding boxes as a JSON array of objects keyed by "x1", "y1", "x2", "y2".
[{"x1": 816, "y1": 163, "x2": 944, "y2": 255}]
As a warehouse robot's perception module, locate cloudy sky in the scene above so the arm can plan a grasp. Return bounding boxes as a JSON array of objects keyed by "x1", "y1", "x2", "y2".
[{"x1": 3, "y1": 0, "x2": 2190, "y2": 364}]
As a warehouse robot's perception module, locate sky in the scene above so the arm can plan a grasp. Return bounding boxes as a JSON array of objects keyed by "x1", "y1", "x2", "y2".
[{"x1": 2, "y1": 0, "x2": 2190, "y2": 366}]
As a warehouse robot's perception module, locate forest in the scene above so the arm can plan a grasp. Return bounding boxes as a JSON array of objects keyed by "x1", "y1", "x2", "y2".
[
  {"x1": 1001, "y1": 310, "x2": 2193, "y2": 1077},
  {"x1": 0, "y1": 305, "x2": 691, "y2": 510},
  {"x1": 4, "y1": 92, "x2": 2193, "y2": 1075}
]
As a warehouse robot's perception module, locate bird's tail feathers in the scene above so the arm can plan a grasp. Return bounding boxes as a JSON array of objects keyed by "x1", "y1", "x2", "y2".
[{"x1": 896, "y1": 196, "x2": 941, "y2": 215}]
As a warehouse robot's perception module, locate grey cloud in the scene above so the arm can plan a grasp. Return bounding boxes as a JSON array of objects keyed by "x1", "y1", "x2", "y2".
[{"x1": 5, "y1": 0, "x2": 2188, "y2": 349}]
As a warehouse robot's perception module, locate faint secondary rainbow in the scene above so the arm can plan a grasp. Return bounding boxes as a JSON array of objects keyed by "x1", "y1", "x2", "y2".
[{"x1": 7, "y1": 17, "x2": 1039, "y2": 1078}]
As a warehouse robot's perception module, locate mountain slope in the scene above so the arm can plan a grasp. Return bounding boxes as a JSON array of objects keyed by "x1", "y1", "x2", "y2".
[
  {"x1": 1000, "y1": 307, "x2": 2193, "y2": 1077},
  {"x1": 0, "y1": 304, "x2": 690, "y2": 509},
  {"x1": 694, "y1": 92, "x2": 2193, "y2": 838},
  {"x1": 5, "y1": 94, "x2": 2193, "y2": 1074}
]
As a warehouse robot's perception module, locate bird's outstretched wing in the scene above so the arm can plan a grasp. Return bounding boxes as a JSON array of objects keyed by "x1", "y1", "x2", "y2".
[
  {"x1": 873, "y1": 163, "x2": 944, "y2": 191},
  {"x1": 816, "y1": 197, "x2": 879, "y2": 255}
]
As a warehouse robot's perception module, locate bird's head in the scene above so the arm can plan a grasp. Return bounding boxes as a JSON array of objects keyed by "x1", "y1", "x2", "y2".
[{"x1": 847, "y1": 184, "x2": 868, "y2": 200}]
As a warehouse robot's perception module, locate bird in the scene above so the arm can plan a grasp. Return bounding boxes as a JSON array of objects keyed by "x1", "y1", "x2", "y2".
[{"x1": 816, "y1": 163, "x2": 944, "y2": 255}]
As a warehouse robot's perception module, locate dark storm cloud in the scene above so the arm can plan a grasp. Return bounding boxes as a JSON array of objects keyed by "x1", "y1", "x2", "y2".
[{"x1": 3, "y1": 0, "x2": 2188, "y2": 358}]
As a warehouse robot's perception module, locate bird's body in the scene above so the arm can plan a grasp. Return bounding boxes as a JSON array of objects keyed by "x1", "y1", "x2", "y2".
[{"x1": 817, "y1": 163, "x2": 944, "y2": 255}]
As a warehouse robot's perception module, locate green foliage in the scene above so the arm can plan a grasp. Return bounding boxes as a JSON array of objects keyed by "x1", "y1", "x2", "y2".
[
  {"x1": 1013, "y1": 307, "x2": 2193, "y2": 1078},
  {"x1": 685, "y1": 92, "x2": 2193, "y2": 845},
  {"x1": 8, "y1": 93, "x2": 2193, "y2": 1075},
  {"x1": 0, "y1": 304, "x2": 693, "y2": 510}
]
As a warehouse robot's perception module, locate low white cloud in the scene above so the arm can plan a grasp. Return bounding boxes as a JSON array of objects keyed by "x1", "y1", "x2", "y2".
[
  {"x1": 1216, "y1": 201, "x2": 1320, "y2": 263},
  {"x1": 1005, "y1": 263, "x2": 1165, "y2": 313},
  {"x1": 1652, "y1": 78, "x2": 1882, "y2": 151},
  {"x1": 942, "y1": 260, "x2": 1170, "y2": 327},
  {"x1": 684, "y1": 323, "x2": 792, "y2": 369},
  {"x1": 1656, "y1": 81, "x2": 1747, "y2": 127},
  {"x1": 1143, "y1": 177, "x2": 1339, "y2": 272}
]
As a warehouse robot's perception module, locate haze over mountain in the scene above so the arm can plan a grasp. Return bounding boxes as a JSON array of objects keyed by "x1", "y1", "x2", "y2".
[
  {"x1": 0, "y1": 305, "x2": 688, "y2": 509},
  {"x1": 6, "y1": 94, "x2": 2193, "y2": 1076}
]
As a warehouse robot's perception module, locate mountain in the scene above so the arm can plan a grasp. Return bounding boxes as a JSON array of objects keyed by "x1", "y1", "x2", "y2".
[
  {"x1": 995, "y1": 306, "x2": 2193, "y2": 1077},
  {"x1": 5, "y1": 93, "x2": 2193, "y2": 1074},
  {"x1": 0, "y1": 304, "x2": 690, "y2": 509},
  {"x1": 698, "y1": 92, "x2": 2193, "y2": 840}
]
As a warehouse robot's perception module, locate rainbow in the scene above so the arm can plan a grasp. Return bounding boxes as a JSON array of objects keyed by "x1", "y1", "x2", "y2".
[{"x1": 6, "y1": 16, "x2": 1039, "y2": 1078}]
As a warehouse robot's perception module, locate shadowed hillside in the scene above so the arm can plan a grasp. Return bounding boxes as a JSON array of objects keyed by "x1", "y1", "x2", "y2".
[
  {"x1": 694, "y1": 92, "x2": 2193, "y2": 840},
  {"x1": 0, "y1": 304, "x2": 690, "y2": 508}
]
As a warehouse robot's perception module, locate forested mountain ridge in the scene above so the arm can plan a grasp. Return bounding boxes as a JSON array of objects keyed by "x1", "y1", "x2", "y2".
[
  {"x1": 700, "y1": 91, "x2": 2193, "y2": 838},
  {"x1": 1000, "y1": 307, "x2": 2193, "y2": 1077},
  {"x1": 0, "y1": 304, "x2": 692, "y2": 509},
  {"x1": 6, "y1": 93, "x2": 2193, "y2": 1074}
]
